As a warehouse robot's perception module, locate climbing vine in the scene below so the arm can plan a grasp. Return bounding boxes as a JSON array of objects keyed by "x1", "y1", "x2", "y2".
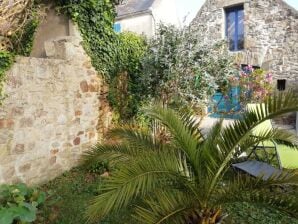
[
  {"x1": 0, "y1": 51, "x2": 14, "y2": 101},
  {"x1": 55, "y1": 0, "x2": 118, "y2": 77},
  {"x1": 11, "y1": 13, "x2": 40, "y2": 56},
  {"x1": 108, "y1": 32, "x2": 147, "y2": 120},
  {"x1": 55, "y1": 0, "x2": 148, "y2": 120}
]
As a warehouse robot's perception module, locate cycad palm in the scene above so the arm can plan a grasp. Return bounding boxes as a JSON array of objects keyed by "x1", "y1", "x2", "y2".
[{"x1": 83, "y1": 91, "x2": 298, "y2": 224}]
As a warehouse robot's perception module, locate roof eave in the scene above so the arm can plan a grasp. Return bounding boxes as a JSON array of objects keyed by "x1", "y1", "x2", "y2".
[{"x1": 116, "y1": 9, "x2": 152, "y2": 20}]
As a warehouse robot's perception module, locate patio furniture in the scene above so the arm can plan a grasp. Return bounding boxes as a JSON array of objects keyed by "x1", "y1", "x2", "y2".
[
  {"x1": 232, "y1": 138, "x2": 282, "y2": 180},
  {"x1": 232, "y1": 104, "x2": 298, "y2": 180}
]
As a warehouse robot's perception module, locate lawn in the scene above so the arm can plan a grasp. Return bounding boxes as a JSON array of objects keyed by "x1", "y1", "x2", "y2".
[
  {"x1": 35, "y1": 167, "x2": 136, "y2": 224},
  {"x1": 35, "y1": 167, "x2": 298, "y2": 224}
]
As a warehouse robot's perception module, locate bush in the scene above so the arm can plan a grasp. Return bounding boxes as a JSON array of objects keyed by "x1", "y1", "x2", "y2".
[
  {"x1": 0, "y1": 183, "x2": 46, "y2": 224},
  {"x1": 108, "y1": 32, "x2": 147, "y2": 121},
  {"x1": 141, "y1": 24, "x2": 237, "y2": 108}
]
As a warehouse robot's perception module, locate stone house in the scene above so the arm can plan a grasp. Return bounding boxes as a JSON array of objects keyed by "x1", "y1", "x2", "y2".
[
  {"x1": 192, "y1": 0, "x2": 298, "y2": 128},
  {"x1": 115, "y1": 0, "x2": 180, "y2": 37},
  {"x1": 192, "y1": 0, "x2": 298, "y2": 91}
]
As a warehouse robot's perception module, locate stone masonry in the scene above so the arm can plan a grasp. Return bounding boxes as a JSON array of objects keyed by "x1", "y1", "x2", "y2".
[
  {"x1": 192, "y1": 0, "x2": 298, "y2": 125},
  {"x1": 192, "y1": 0, "x2": 298, "y2": 90},
  {"x1": 0, "y1": 37, "x2": 111, "y2": 185}
]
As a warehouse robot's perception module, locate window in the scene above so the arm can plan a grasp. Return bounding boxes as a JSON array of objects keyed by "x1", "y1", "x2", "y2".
[
  {"x1": 113, "y1": 23, "x2": 121, "y2": 33},
  {"x1": 225, "y1": 5, "x2": 244, "y2": 51},
  {"x1": 277, "y1": 79, "x2": 286, "y2": 91}
]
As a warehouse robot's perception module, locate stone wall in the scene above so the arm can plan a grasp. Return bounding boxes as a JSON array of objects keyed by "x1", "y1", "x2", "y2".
[
  {"x1": 31, "y1": 1, "x2": 70, "y2": 58},
  {"x1": 192, "y1": 0, "x2": 298, "y2": 125},
  {"x1": 0, "y1": 37, "x2": 111, "y2": 185},
  {"x1": 192, "y1": 0, "x2": 298, "y2": 90}
]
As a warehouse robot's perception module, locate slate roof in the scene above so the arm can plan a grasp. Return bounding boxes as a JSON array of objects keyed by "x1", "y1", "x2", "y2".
[{"x1": 116, "y1": 0, "x2": 156, "y2": 18}]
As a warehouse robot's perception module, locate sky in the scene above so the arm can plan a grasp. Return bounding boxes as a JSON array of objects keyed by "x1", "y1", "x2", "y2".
[{"x1": 176, "y1": 0, "x2": 298, "y2": 25}]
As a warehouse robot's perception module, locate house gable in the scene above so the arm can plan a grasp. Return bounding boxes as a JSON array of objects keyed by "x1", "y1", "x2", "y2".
[{"x1": 192, "y1": 0, "x2": 298, "y2": 92}]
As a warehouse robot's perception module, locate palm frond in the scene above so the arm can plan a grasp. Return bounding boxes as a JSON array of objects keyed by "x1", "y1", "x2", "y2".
[
  {"x1": 144, "y1": 106, "x2": 202, "y2": 175},
  {"x1": 197, "y1": 119, "x2": 225, "y2": 178},
  {"x1": 82, "y1": 144, "x2": 139, "y2": 168},
  {"x1": 83, "y1": 91, "x2": 298, "y2": 222},
  {"x1": 236, "y1": 128, "x2": 298, "y2": 156},
  {"x1": 217, "y1": 174, "x2": 298, "y2": 217},
  {"x1": 85, "y1": 151, "x2": 185, "y2": 222},
  {"x1": 208, "y1": 91, "x2": 298, "y2": 196},
  {"x1": 179, "y1": 111, "x2": 205, "y2": 141},
  {"x1": 108, "y1": 127, "x2": 161, "y2": 151},
  {"x1": 133, "y1": 190, "x2": 198, "y2": 224}
]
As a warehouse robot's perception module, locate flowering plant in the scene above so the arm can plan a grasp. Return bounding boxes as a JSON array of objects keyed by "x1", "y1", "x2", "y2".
[
  {"x1": 237, "y1": 65, "x2": 273, "y2": 106},
  {"x1": 210, "y1": 65, "x2": 273, "y2": 115}
]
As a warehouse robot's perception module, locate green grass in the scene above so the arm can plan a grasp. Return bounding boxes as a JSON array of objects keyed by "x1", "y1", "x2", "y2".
[
  {"x1": 36, "y1": 167, "x2": 298, "y2": 224},
  {"x1": 35, "y1": 167, "x2": 136, "y2": 224}
]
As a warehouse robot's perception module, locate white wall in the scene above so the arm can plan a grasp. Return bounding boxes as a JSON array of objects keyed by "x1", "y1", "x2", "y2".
[
  {"x1": 115, "y1": 0, "x2": 181, "y2": 37},
  {"x1": 116, "y1": 14, "x2": 155, "y2": 37},
  {"x1": 152, "y1": 0, "x2": 181, "y2": 27}
]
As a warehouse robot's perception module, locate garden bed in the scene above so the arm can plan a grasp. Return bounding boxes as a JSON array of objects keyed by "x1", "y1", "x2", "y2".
[{"x1": 35, "y1": 167, "x2": 298, "y2": 224}]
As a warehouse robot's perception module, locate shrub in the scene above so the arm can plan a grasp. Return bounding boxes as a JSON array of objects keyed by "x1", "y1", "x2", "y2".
[
  {"x1": 0, "y1": 183, "x2": 46, "y2": 224},
  {"x1": 238, "y1": 66, "x2": 273, "y2": 105},
  {"x1": 141, "y1": 24, "x2": 237, "y2": 108},
  {"x1": 108, "y1": 32, "x2": 147, "y2": 121}
]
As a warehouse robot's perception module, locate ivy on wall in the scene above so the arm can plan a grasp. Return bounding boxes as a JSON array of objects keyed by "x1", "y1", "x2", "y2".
[
  {"x1": 0, "y1": 51, "x2": 14, "y2": 101},
  {"x1": 108, "y1": 32, "x2": 147, "y2": 120},
  {"x1": 55, "y1": 0, "x2": 118, "y2": 77},
  {"x1": 56, "y1": 0, "x2": 148, "y2": 120},
  {"x1": 11, "y1": 15, "x2": 40, "y2": 56},
  {"x1": 1, "y1": 0, "x2": 147, "y2": 120}
]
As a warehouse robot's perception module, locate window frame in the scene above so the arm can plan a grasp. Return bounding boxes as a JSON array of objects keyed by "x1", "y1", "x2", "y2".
[
  {"x1": 225, "y1": 5, "x2": 244, "y2": 51},
  {"x1": 113, "y1": 23, "x2": 121, "y2": 33}
]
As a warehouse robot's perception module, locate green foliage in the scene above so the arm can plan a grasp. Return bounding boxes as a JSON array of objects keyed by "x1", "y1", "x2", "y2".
[
  {"x1": 37, "y1": 167, "x2": 136, "y2": 224},
  {"x1": 0, "y1": 183, "x2": 45, "y2": 224},
  {"x1": 55, "y1": 1, "x2": 148, "y2": 120},
  {"x1": 55, "y1": 0, "x2": 118, "y2": 76},
  {"x1": 108, "y1": 32, "x2": 147, "y2": 120},
  {"x1": 0, "y1": 51, "x2": 14, "y2": 79},
  {"x1": 238, "y1": 66, "x2": 273, "y2": 105},
  {"x1": 141, "y1": 24, "x2": 237, "y2": 107},
  {"x1": 224, "y1": 202, "x2": 298, "y2": 224},
  {"x1": 87, "y1": 161, "x2": 110, "y2": 174},
  {"x1": 0, "y1": 51, "x2": 14, "y2": 102},
  {"x1": 82, "y1": 91, "x2": 298, "y2": 223},
  {"x1": 36, "y1": 167, "x2": 297, "y2": 224},
  {"x1": 11, "y1": 16, "x2": 40, "y2": 56}
]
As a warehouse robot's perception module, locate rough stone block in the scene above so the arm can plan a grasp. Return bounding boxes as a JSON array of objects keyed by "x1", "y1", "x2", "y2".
[{"x1": 80, "y1": 80, "x2": 89, "y2": 93}]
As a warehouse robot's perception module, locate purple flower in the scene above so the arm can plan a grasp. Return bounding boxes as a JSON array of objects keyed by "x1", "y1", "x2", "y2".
[{"x1": 265, "y1": 73, "x2": 273, "y2": 83}]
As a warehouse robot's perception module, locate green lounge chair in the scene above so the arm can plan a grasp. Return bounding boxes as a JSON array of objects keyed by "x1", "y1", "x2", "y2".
[{"x1": 232, "y1": 103, "x2": 298, "y2": 180}]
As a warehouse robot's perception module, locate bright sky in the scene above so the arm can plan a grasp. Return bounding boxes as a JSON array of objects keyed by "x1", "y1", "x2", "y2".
[{"x1": 176, "y1": 0, "x2": 298, "y2": 25}]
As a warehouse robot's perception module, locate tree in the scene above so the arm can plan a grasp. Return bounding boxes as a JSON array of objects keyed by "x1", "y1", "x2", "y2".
[
  {"x1": 83, "y1": 91, "x2": 298, "y2": 224},
  {"x1": 141, "y1": 24, "x2": 237, "y2": 108}
]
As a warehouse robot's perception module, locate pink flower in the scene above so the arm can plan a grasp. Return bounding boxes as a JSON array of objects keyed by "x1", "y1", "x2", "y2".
[{"x1": 265, "y1": 73, "x2": 273, "y2": 83}]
